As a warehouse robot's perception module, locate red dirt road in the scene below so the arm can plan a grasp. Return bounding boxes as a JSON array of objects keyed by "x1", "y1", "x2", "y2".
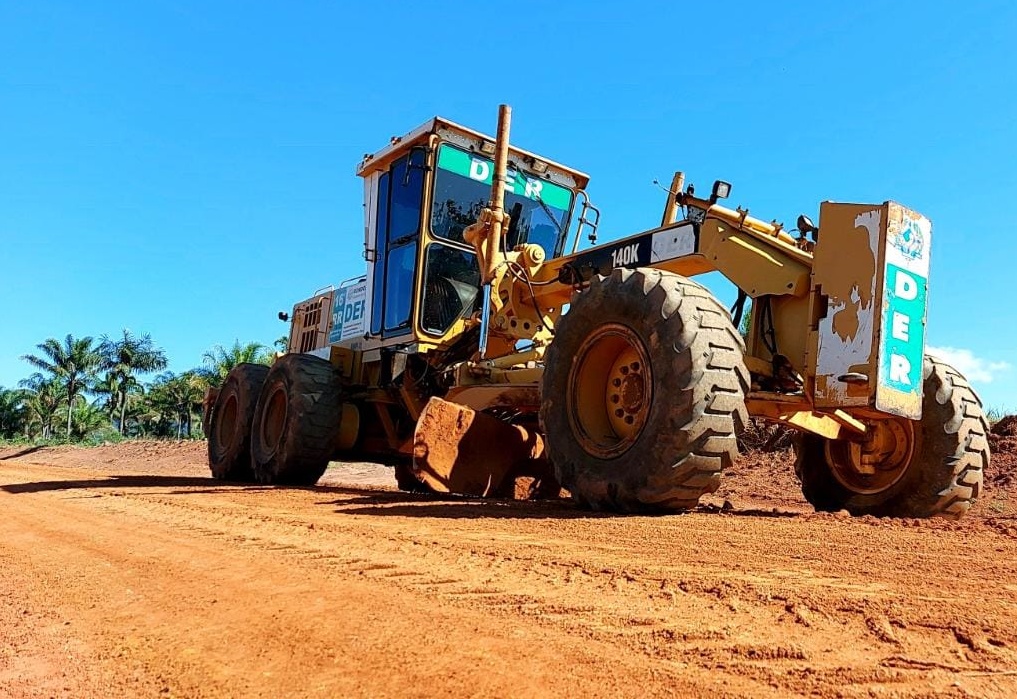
[{"x1": 3, "y1": 441, "x2": 1017, "y2": 697}]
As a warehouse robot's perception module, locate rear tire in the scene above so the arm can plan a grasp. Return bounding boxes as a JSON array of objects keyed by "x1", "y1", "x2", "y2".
[
  {"x1": 250, "y1": 354, "x2": 344, "y2": 486},
  {"x1": 540, "y1": 268, "x2": 749, "y2": 513},
  {"x1": 207, "y1": 363, "x2": 270, "y2": 481},
  {"x1": 794, "y1": 355, "x2": 989, "y2": 518}
]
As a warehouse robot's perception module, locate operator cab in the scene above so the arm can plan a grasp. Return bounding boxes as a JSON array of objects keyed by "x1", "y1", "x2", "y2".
[{"x1": 344, "y1": 117, "x2": 589, "y2": 354}]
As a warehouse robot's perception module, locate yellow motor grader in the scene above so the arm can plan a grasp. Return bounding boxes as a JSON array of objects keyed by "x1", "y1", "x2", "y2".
[{"x1": 206, "y1": 105, "x2": 990, "y2": 518}]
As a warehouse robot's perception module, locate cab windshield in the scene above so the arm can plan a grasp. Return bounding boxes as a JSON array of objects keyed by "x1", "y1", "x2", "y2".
[{"x1": 430, "y1": 144, "x2": 572, "y2": 258}]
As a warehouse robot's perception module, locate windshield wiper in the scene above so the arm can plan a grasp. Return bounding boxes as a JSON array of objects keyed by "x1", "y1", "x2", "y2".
[{"x1": 533, "y1": 194, "x2": 564, "y2": 240}]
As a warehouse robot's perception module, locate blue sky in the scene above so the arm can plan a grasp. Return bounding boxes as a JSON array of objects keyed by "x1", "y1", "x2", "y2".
[{"x1": 1, "y1": 1, "x2": 1014, "y2": 409}]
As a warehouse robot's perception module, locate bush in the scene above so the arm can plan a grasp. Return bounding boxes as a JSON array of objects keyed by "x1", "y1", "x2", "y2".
[{"x1": 80, "y1": 426, "x2": 126, "y2": 447}]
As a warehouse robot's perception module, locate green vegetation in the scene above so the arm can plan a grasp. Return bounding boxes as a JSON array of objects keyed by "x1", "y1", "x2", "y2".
[
  {"x1": 987, "y1": 406, "x2": 1015, "y2": 426},
  {"x1": 0, "y1": 332, "x2": 274, "y2": 444},
  {"x1": 201, "y1": 340, "x2": 272, "y2": 384},
  {"x1": 22, "y1": 334, "x2": 102, "y2": 438},
  {"x1": 98, "y1": 330, "x2": 168, "y2": 434}
]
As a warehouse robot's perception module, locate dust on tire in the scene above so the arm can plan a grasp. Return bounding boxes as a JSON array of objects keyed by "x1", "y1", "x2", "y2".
[
  {"x1": 250, "y1": 354, "x2": 345, "y2": 486},
  {"x1": 207, "y1": 363, "x2": 270, "y2": 481},
  {"x1": 794, "y1": 355, "x2": 989, "y2": 518},
  {"x1": 540, "y1": 267, "x2": 749, "y2": 513}
]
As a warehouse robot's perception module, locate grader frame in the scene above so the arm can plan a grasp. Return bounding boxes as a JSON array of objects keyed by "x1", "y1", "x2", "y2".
[{"x1": 207, "y1": 105, "x2": 989, "y2": 519}]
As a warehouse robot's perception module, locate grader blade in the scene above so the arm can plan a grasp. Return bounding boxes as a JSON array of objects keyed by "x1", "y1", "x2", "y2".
[{"x1": 411, "y1": 397, "x2": 554, "y2": 499}]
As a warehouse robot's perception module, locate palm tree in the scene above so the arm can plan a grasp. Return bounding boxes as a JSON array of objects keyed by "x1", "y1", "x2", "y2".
[
  {"x1": 93, "y1": 373, "x2": 145, "y2": 433},
  {"x1": 0, "y1": 386, "x2": 27, "y2": 439},
  {"x1": 135, "y1": 387, "x2": 173, "y2": 438},
  {"x1": 92, "y1": 373, "x2": 122, "y2": 421},
  {"x1": 69, "y1": 400, "x2": 109, "y2": 441},
  {"x1": 19, "y1": 373, "x2": 63, "y2": 439},
  {"x1": 98, "y1": 330, "x2": 168, "y2": 434},
  {"x1": 22, "y1": 335, "x2": 100, "y2": 438},
  {"x1": 146, "y1": 371, "x2": 206, "y2": 438},
  {"x1": 201, "y1": 340, "x2": 270, "y2": 387},
  {"x1": 179, "y1": 371, "x2": 207, "y2": 438}
]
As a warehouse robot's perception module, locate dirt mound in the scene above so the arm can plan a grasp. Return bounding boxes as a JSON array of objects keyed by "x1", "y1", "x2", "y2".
[
  {"x1": 711, "y1": 447, "x2": 809, "y2": 513},
  {"x1": 985, "y1": 417, "x2": 1017, "y2": 496},
  {"x1": 729, "y1": 416, "x2": 1017, "y2": 518},
  {"x1": 993, "y1": 415, "x2": 1017, "y2": 437},
  {"x1": 720, "y1": 419, "x2": 807, "y2": 512},
  {"x1": 736, "y1": 419, "x2": 793, "y2": 453},
  {"x1": 0, "y1": 439, "x2": 399, "y2": 489},
  {"x1": 0, "y1": 439, "x2": 207, "y2": 474}
]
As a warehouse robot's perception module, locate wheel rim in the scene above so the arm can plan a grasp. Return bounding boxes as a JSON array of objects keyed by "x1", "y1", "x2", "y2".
[
  {"x1": 567, "y1": 324, "x2": 652, "y2": 459},
  {"x1": 826, "y1": 418, "x2": 915, "y2": 495},
  {"x1": 259, "y1": 385, "x2": 288, "y2": 460},
  {"x1": 214, "y1": 393, "x2": 238, "y2": 454}
]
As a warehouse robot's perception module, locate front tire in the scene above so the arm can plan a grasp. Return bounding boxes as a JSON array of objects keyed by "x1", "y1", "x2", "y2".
[
  {"x1": 540, "y1": 268, "x2": 749, "y2": 513},
  {"x1": 207, "y1": 363, "x2": 270, "y2": 481},
  {"x1": 794, "y1": 355, "x2": 989, "y2": 518},
  {"x1": 250, "y1": 354, "x2": 344, "y2": 485}
]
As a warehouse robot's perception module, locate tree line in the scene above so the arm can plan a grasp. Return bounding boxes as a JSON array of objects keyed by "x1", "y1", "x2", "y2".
[{"x1": 0, "y1": 331, "x2": 286, "y2": 443}]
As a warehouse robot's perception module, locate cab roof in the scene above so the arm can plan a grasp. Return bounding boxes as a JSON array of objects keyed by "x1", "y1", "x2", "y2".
[{"x1": 356, "y1": 115, "x2": 590, "y2": 190}]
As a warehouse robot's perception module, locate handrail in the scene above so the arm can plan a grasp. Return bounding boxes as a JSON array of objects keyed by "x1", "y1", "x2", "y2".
[{"x1": 572, "y1": 189, "x2": 601, "y2": 253}]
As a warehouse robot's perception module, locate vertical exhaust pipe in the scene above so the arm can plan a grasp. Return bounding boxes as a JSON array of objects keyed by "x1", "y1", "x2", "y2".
[{"x1": 479, "y1": 104, "x2": 512, "y2": 358}]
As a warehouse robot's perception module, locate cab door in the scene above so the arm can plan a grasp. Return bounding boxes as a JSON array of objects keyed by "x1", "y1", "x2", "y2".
[{"x1": 369, "y1": 150, "x2": 426, "y2": 338}]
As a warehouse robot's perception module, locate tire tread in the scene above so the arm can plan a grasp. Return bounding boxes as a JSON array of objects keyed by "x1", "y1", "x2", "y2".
[{"x1": 542, "y1": 268, "x2": 748, "y2": 513}]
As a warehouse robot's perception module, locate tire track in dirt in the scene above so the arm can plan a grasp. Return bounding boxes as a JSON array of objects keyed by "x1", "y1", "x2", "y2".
[
  {"x1": 4, "y1": 445, "x2": 1017, "y2": 696},
  {"x1": 1, "y1": 466, "x2": 737, "y2": 698}
]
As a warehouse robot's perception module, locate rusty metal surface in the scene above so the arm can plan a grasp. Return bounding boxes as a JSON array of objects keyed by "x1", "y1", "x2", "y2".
[
  {"x1": 411, "y1": 398, "x2": 552, "y2": 498},
  {"x1": 811, "y1": 202, "x2": 885, "y2": 409},
  {"x1": 809, "y1": 202, "x2": 930, "y2": 420},
  {"x1": 443, "y1": 384, "x2": 542, "y2": 413}
]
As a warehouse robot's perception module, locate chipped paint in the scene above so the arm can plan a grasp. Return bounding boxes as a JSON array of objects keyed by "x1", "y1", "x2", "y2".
[
  {"x1": 650, "y1": 224, "x2": 696, "y2": 263},
  {"x1": 875, "y1": 205, "x2": 931, "y2": 419},
  {"x1": 814, "y1": 208, "x2": 881, "y2": 404}
]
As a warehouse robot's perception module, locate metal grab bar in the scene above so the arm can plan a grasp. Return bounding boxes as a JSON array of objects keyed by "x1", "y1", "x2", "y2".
[{"x1": 572, "y1": 189, "x2": 601, "y2": 253}]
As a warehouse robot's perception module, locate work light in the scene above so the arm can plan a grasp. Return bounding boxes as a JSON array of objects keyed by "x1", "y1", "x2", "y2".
[{"x1": 711, "y1": 180, "x2": 731, "y2": 202}]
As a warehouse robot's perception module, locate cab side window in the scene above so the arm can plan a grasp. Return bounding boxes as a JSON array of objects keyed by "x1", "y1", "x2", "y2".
[{"x1": 369, "y1": 151, "x2": 425, "y2": 337}]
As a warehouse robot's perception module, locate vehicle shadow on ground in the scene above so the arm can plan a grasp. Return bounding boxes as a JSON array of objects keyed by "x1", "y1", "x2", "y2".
[
  {"x1": 0, "y1": 445, "x2": 47, "y2": 460},
  {"x1": 0, "y1": 474, "x2": 401, "y2": 495},
  {"x1": 0, "y1": 474, "x2": 272, "y2": 494},
  {"x1": 326, "y1": 491, "x2": 603, "y2": 520},
  {"x1": 321, "y1": 492, "x2": 801, "y2": 521},
  {"x1": 0, "y1": 474, "x2": 802, "y2": 521}
]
